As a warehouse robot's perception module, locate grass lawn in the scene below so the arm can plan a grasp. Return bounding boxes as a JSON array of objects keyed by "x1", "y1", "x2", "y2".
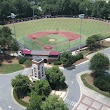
[
  {"x1": 0, "y1": 64, "x2": 24, "y2": 74},
  {"x1": 7, "y1": 18, "x2": 110, "y2": 51},
  {"x1": 81, "y1": 74, "x2": 110, "y2": 98},
  {"x1": 37, "y1": 34, "x2": 67, "y2": 46}
]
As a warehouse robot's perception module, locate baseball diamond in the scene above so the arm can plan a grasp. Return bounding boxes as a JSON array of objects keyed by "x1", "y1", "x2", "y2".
[{"x1": 7, "y1": 18, "x2": 110, "y2": 52}]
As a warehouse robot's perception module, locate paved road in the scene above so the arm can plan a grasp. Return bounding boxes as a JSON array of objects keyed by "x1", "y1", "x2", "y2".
[
  {"x1": 0, "y1": 47, "x2": 110, "y2": 110},
  {"x1": 0, "y1": 62, "x2": 89, "y2": 110},
  {"x1": 0, "y1": 71, "x2": 24, "y2": 110},
  {"x1": 63, "y1": 62, "x2": 89, "y2": 110}
]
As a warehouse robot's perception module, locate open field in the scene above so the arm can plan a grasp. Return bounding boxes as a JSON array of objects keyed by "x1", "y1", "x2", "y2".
[
  {"x1": 0, "y1": 64, "x2": 24, "y2": 74},
  {"x1": 7, "y1": 18, "x2": 110, "y2": 51}
]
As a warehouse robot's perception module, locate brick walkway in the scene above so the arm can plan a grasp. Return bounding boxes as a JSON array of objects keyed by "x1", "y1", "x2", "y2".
[
  {"x1": 75, "y1": 71, "x2": 110, "y2": 110},
  {"x1": 74, "y1": 94, "x2": 110, "y2": 110}
]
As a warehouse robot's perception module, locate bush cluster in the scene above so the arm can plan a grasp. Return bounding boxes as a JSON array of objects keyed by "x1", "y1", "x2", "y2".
[
  {"x1": 94, "y1": 76, "x2": 110, "y2": 93},
  {"x1": 23, "y1": 60, "x2": 32, "y2": 67},
  {"x1": 54, "y1": 61, "x2": 62, "y2": 65},
  {"x1": 73, "y1": 53, "x2": 84, "y2": 62},
  {"x1": 60, "y1": 52, "x2": 84, "y2": 66},
  {"x1": 19, "y1": 57, "x2": 27, "y2": 64},
  {"x1": 19, "y1": 57, "x2": 32, "y2": 67}
]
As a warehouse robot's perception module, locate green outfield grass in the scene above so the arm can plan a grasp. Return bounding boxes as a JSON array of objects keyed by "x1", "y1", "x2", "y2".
[{"x1": 7, "y1": 18, "x2": 110, "y2": 51}]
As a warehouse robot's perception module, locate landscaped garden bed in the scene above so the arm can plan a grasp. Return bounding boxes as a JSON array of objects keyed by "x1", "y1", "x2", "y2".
[{"x1": 81, "y1": 73, "x2": 110, "y2": 98}]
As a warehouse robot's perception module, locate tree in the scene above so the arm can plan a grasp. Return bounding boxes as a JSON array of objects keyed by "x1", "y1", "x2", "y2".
[
  {"x1": 86, "y1": 34, "x2": 102, "y2": 51},
  {"x1": 46, "y1": 66, "x2": 66, "y2": 90},
  {"x1": 10, "y1": 38, "x2": 19, "y2": 54},
  {"x1": 41, "y1": 95, "x2": 68, "y2": 110},
  {"x1": 11, "y1": 74, "x2": 31, "y2": 98},
  {"x1": 0, "y1": 26, "x2": 18, "y2": 55},
  {"x1": 60, "y1": 52, "x2": 73, "y2": 66},
  {"x1": 89, "y1": 53, "x2": 110, "y2": 77},
  {"x1": 33, "y1": 80, "x2": 51, "y2": 97},
  {"x1": 26, "y1": 92, "x2": 42, "y2": 110}
]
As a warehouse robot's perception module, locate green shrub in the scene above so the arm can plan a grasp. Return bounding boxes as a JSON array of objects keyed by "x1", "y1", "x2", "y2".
[
  {"x1": 24, "y1": 60, "x2": 32, "y2": 67},
  {"x1": 72, "y1": 52, "x2": 84, "y2": 63},
  {"x1": 94, "y1": 76, "x2": 110, "y2": 93},
  {"x1": 19, "y1": 57, "x2": 27, "y2": 64},
  {"x1": 54, "y1": 61, "x2": 62, "y2": 65},
  {"x1": 75, "y1": 53, "x2": 83, "y2": 60}
]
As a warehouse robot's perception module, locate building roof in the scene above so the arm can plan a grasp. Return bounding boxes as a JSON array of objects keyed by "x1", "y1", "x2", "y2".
[
  {"x1": 31, "y1": 50, "x2": 51, "y2": 56},
  {"x1": 49, "y1": 51, "x2": 60, "y2": 56},
  {"x1": 33, "y1": 56, "x2": 43, "y2": 63},
  {"x1": 22, "y1": 49, "x2": 31, "y2": 54}
]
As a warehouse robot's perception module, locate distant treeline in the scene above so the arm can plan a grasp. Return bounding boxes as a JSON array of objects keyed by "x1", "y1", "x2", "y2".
[{"x1": 0, "y1": 0, "x2": 110, "y2": 22}]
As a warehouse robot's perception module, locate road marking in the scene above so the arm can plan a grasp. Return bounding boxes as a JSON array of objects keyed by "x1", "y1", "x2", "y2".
[
  {"x1": 0, "y1": 107, "x2": 3, "y2": 110},
  {"x1": 71, "y1": 81, "x2": 73, "y2": 84},
  {"x1": 8, "y1": 106, "x2": 11, "y2": 109},
  {"x1": 64, "y1": 99, "x2": 76, "y2": 106}
]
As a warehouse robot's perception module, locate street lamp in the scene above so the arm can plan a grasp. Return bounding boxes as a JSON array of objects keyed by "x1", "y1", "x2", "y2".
[
  {"x1": 78, "y1": 14, "x2": 85, "y2": 51},
  {"x1": 8, "y1": 13, "x2": 17, "y2": 40},
  {"x1": 31, "y1": 1, "x2": 35, "y2": 18}
]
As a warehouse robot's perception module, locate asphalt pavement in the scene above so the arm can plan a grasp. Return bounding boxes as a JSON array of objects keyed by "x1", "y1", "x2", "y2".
[{"x1": 0, "y1": 47, "x2": 110, "y2": 110}]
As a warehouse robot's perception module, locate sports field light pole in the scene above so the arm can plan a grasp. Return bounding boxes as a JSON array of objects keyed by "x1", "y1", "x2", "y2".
[
  {"x1": 8, "y1": 13, "x2": 17, "y2": 40},
  {"x1": 78, "y1": 14, "x2": 85, "y2": 51},
  {"x1": 31, "y1": 1, "x2": 35, "y2": 18}
]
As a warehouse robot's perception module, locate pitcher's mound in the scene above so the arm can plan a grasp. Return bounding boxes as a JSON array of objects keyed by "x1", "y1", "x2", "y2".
[{"x1": 49, "y1": 38, "x2": 55, "y2": 42}]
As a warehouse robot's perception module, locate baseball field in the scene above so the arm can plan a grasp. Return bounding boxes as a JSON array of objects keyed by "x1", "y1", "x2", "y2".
[{"x1": 7, "y1": 18, "x2": 110, "y2": 52}]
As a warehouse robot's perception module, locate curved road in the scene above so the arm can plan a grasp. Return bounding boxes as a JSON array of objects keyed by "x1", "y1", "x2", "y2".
[
  {"x1": 0, "y1": 71, "x2": 24, "y2": 110},
  {"x1": 0, "y1": 62, "x2": 89, "y2": 110},
  {"x1": 0, "y1": 47, "x2": 110, "y2": 110},
  {"x1": 63, "y1": 62, "x2": 89, "y2": 110}
]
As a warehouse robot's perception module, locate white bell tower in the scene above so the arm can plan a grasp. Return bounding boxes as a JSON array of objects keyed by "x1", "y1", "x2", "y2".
[{"x1": 32, "y1": 58, "x2": 46, "y2": 81}]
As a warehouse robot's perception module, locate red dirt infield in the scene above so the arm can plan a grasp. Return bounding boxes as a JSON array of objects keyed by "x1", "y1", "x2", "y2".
[{"x1": 28, "y1": 31, "x2": 80, "y2": 50}]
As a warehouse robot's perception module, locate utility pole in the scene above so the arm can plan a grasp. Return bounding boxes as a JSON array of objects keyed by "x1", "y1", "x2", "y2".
[
  {"x1": 8, "y1": 13, "x2": 17, "y2": 40},
  {"x1": 78, "y1": 14, "x2": 85, "y2": 51}
]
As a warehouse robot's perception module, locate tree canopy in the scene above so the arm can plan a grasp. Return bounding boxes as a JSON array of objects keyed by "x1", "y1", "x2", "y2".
[
  {"x1": 0, "y1": 0, "x2": 110, "y2": 23},
  {"x1": 41, "y1": 95, "x2": 68, "y2": 110},
  {"x1": 46, "y1": 66, "x2": 66, "y2": 90},
  {"x1": 89, "y1": 53, "x2": 110, "y2": 77},
  {"x1": 60, "y1": 52, "x2": 73, "y2": 66},
  {"x1": 26, "y1": 92, "x2": 42, "y2": 110},
  {"x1": 11, "y1": 74, "x2": 31, "y2": 98},
  {"x1": 0, "y1": 26, "x2": 19, "y2": 57},
  {"x1": 33, "y1": 80, "x2": 51, "y2": 97},
  {"x1": 86, "y1": 34, "x2": 102, "y2": 51}
]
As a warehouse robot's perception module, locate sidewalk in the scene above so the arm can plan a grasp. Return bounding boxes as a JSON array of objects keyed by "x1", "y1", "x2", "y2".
[
  {"x1": 74, "y1": 71, "x2": 110, "y2": 110},
  {"x1": 51, "y1": 90, "x2": 67, "y2": 100}
]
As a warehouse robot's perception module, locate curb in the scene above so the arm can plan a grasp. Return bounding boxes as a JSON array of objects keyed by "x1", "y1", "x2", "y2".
[
  {"x1": 11, "y1": 88, "x2": 26, "y2": 109},
  {"x1": 63, "y1": 87, "x2": 69, "y2": 101},
  {"x1": 72, "y1": 70, "x2": 91, "y2": 110},
  {"x1": 0, "y1": 107, "x2": 3, "y2": 110},
  {"x1": 0, "y1": 70, "x2": 24, "y2": 76},
  {"x1": 75, "y1": 60, "x2": 89, "y2": 67}
]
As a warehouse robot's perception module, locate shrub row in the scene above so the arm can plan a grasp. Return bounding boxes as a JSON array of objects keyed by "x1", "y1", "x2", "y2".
[
  {"x1": 19, "y1": 57, "x2": 32, "y2": 67},
  {"x1": 72, "y1": 53, "x2": 84, "y2": 63},
  {"x1": 54, "y1": 61, "x2": 62, "y2": 65},
  {"x1": 19, "y1": 57, "x2": 27, "y2": 64},
  {"x1": 54, "y1": 52, "x2": 83, "y2": 66},
  {"x1": 94, "y1": 76, "x2": 110, "y2": 93}
]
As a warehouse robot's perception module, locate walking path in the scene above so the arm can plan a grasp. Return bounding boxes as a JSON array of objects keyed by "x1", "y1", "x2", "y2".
[
  {"x1": 0, "y1": 47, "x2": 110, "y2": 110},
  {"x1": 74, "y1": 71, "x2": 110, "y2": 110}
]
